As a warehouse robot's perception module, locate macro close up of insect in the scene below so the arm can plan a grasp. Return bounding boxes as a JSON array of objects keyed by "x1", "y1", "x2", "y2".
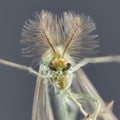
[{"x1": 0, "y1": 10, "x2": 120, "y2": 120}]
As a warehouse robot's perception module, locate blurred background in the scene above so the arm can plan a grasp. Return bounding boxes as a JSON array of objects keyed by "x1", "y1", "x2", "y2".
[{"x1": 0, "y1": 0, "x2": 120, "y2": 120}]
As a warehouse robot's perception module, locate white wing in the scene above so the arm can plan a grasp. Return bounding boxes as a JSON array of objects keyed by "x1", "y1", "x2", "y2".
[
  {"x1": 71, "y1": 68, "x2": 118, "y2": 120},
  {"x1": 31, "y1": 71, "x2": 54, "y2": 120}
]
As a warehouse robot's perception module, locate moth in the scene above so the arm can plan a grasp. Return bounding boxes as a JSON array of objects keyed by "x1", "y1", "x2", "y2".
[{"x1": 0, "y1": 10, "x2": 120, "y2": 120}]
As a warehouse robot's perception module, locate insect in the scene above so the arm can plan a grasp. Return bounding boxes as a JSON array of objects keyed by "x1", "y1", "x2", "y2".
[{"x1": 0, "y1": 10, "x2": 120, "y2": 120}]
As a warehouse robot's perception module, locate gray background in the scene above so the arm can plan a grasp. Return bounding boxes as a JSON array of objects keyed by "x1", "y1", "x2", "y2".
[{"x1": 0, "y1": 0, "x2": 120, "y2": 120}]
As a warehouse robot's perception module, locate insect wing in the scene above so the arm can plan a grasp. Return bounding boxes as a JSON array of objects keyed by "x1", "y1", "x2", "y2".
[
  {"x1": 32, "y1": 72, "x2": 54, "y2": 120},
  {"x1": 72, "y1": 68, "x2": 118, "y2": 120}
]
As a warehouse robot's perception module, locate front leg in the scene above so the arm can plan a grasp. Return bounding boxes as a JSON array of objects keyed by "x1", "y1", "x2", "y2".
[{"x1": 71, "y1": 56, "x2": 120, "y2": 73}]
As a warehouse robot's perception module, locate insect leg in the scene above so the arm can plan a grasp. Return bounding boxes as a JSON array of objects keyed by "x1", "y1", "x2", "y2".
[
  {"x1": 68, "y1": 91, "x2": 101, "y2": 120},
  {"x1": 71, "y1": 55, "x2": 120, "y2": 73},
  {"x1": 85, "y1": 99, "x2": 101, "y2": 120},
  {"x1": 0, "y1": 59, "x2": 41, "y2": 77},
  {"x1": 68, "y1": 91, "x2": 88, "y2": 117}
]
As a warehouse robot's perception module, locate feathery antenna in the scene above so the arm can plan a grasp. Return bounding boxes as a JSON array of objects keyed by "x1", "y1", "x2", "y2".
[
  {"x1": 41, "y1": 23, "x2": 56, "y2": 54},
  {"x1": 62, "y1": 27, "x2": 79, "y2": 56}
]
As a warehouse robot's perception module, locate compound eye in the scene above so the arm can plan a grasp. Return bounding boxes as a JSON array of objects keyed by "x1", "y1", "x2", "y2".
[
  {"x1": 62, "y1": 63, "x2": 71, "y2": 71},
  {"x1": 48, "y1": 62, "x2": 57, "y2": 71}
]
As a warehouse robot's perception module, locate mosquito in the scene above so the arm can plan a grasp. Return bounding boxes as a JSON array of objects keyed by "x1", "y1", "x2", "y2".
[{"x1": 0, "y1": 10, "x2": 120, "y2": 120}]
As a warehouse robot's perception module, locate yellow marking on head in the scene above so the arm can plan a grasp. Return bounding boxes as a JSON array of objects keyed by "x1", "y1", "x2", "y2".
[
  {"x1": 52, "y1": 52, "x2": 67, "y2": 68},
  {"x1": 52, "y1": 59, "x2": 67, "y2": 68}
]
